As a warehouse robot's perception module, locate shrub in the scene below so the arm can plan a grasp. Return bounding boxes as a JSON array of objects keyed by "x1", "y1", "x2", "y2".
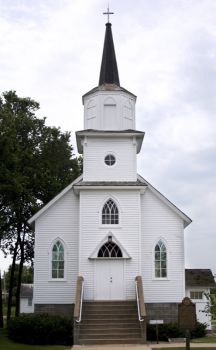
[
  {"x1": 147, "y1": 321, "x2": 207, "y2": 341},
  {"x1": 147, "y1": 323, "x2": 184, "y2": 341},
  {"x1": 7, "y1": 313, "x2": 73, "y2": 345},
  {"x1": 191, "y1": 322, "x2": 207, "y2": 338}
]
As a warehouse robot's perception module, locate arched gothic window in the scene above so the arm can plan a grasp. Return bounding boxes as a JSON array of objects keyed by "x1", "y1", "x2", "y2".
[
  {"x1": 102, "y1": 199, "x2": 119, "y2": 224},
  {"x1": 52, "y1": 240, "x2": 64, "y2": 278},
  {"x1": 98, "y1": 239, "x2": 122, "y2": 258},
  {"x1": 155, "y1": 240, "x2": 167, "y2": 278}
]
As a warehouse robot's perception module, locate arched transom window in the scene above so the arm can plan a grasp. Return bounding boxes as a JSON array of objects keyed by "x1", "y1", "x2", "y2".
[
  {"x1": 102, "y1": 199, "x2": 119, "y2": 224},
  {"x1": 52, "y1": 240, "x2": 64, "y2": 278},
  {"x1": 98, "y1": 238, "x2": 122, "y2": 258},
  {"x1": 155, "y1": 240, "x2": 167, "y2": 278}
]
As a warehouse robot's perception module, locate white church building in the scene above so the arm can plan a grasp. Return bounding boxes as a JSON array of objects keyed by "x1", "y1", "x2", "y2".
[{"x1": 28, "y1": 16, "x2": 214, "y2": 344}]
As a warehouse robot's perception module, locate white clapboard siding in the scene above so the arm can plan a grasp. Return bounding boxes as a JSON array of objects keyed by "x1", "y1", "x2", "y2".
[
  {"x1": 141, "y1": 188, "x2": 185, "y2": 302},
  {"x1": 83, "y1": 92, "x2": 136, "y2": 131},
  {"x1": 79, "y1": 190, "x2": 141, "y2": 300},
  {"x1": 34, "y1": 189, "x2": 79, "y2": 304},
  {"x1": 83, "y1": 138, "x2": 137, "y2": 181}
]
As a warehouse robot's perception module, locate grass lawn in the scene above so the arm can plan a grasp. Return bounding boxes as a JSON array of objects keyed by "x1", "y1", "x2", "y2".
[
  {"x1": 0, "y1": 329, "x2": 71, "y2": 350},
  {"x1": 153, "y1": 348, "x2": 216, "y2": 350},
  {"x1": 192, "y1": 336, "x2": 216, "y2": 343}
]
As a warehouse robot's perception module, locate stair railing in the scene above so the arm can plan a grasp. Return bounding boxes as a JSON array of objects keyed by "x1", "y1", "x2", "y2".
[
  {"x1": 135, "y1": 276, "x2": 147, "y2": 343},
  {"x1": 135, "y1": 276, "x2": 146, "y2": 322},
  {"x1": 74, "y1": 276, "x2": 84, "y2": 323},
  {"x1": 73, "y1": 276, "x2": 84, "y2": 344}
]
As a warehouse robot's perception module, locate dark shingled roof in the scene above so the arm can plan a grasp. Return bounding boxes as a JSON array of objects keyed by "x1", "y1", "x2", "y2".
[
  {"x1": 185, "y1": 269, "x2": 216, "y2": 288},
  {"x1": 99, "y1": 22, "x2": 120, "y2": 86},
  {"x1": 20, "y1": 284, "x2": 33, "y2": 298},
  {"x1": 82, "y1": 84, "x2": 136, "y2": 101}
]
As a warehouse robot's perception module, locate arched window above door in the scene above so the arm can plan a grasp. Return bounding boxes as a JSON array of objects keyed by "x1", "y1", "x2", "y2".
[
  {"x1": 102, "y1": 199, "x2": 119, "y2": 224},
  {"x1": 89, "y1": 234, "x2": 131, "y2": 259},
  {"x1": 98, "y1": 238, "x2": 122, "y2": 258}
]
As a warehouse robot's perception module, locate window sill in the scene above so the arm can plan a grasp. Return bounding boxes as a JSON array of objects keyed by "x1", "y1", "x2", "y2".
[
  {"x1": 152, "y1": 278, "x2": 169, "y2": 281},
  {"x1": 48, "y1": 279, "x2": 67, "y2": 282},
  {"x1": 99, "y1": 225, "x2": 122, "y2": 229}
]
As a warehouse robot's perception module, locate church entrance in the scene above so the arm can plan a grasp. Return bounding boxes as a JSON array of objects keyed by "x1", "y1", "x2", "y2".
[
  {"x1": 95, "y1": 260, "x2": 124, "y2": 300},
  {"x1": 94, "y1": 238, "x2": 125, "y2": 300}
]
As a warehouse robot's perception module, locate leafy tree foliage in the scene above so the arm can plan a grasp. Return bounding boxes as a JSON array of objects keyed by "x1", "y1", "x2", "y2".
[
  {"x1": 203, "y1": 288, "x2": 216, "y2": 320},
  {"x1": 0, "y1": 91, "x2": 82, "y2": 320},
  {"x1": 211, "y1": 288, "x2": 216, "y2": 319}
]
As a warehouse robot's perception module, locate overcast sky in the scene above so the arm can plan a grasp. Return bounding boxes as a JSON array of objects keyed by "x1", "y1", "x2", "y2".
[{"x1": 0, "y1": 0, "x2": 215, "y2": 275}]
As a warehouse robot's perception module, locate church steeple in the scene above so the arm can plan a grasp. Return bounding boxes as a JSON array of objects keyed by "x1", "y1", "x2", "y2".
[
  {"x1": 82, "y1": 11, "x2": 137, "y2": 132},
  {"x1": 99, "y1": 21, "x2": 120, "y2": 86}
]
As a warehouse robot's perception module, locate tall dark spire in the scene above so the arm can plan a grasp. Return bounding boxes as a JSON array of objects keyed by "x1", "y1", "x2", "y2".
[{"x1": 99, "y1": 22, "x2": 120, "y2": 86}]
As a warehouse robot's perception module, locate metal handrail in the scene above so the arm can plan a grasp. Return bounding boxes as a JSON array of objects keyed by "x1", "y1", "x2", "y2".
[
  {"x1": 76, "y1": 279, "x2": 84, "y2": 323},
  {"x1": 135, "y1": 280, "x2": 144, "y2": 322}
]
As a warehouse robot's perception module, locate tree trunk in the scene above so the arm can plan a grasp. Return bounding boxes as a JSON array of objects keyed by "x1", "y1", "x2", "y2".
[
  {"x1": 15, "y1": 234, "x2": 25, "y2": 317},
  {"x1": 15, "y1": 260, "x2": 23, "y2": 317},
  {"x1": 0, "y1": 270, "x2": 4, "y2": 328},
  {"x1": 7, "y1": 239, "x2": 19, "y2": 323}
]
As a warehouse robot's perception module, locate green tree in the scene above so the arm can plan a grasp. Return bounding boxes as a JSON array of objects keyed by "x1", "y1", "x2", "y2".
[
  {"x1": 0, "y1": 91, "x2": 82, "y2": 321},
  {"x1": 210, "y1": 288, "x2": 216, "y2": 320},
  {"x1": 202, "y1": 288, "x2": 216, "y2": 320}
]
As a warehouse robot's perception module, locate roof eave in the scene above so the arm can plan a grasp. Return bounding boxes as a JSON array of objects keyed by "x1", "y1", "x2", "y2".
[{"x1": 74, "y1": 185, "x2": 147, "y2": 195}]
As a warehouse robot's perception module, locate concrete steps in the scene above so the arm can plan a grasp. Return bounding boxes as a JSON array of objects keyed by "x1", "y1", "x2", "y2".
[{"x1": 77, "y1": 300, "x2": 144, "y2": 345}]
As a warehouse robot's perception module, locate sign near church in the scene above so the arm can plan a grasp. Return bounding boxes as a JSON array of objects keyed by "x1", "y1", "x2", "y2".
[{"x1": 178, "y1": 297, "x2": 196, "y2": 330}]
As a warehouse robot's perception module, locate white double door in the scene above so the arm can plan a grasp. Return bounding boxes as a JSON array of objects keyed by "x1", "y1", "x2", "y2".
[{"x1": 95, "y1": 260, "x2": 124, "y2": 300}]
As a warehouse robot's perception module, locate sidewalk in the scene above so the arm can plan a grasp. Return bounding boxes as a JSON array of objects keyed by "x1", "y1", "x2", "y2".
[
  {"x1": 73, "y1": 342, "x2": 216, "y2": 349},
  {"x1": 151, "y1": 343, "x2": 216, "y2": 348}
]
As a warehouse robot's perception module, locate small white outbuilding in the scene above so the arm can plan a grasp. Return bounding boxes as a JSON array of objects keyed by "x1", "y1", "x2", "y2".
[{"x1": 20, "y1": 284, "x2": 34, "y2": 314}]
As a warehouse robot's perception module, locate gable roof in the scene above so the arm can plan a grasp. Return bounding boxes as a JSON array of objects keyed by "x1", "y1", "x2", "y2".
[
  {"x1": 138, "y1": 174, "x2": 192, "y2": 228},
  {"x1": 28, "y1": 173, "x2": 191, "y2": 227},
  {"x1": 185, "y1": 269, "x2": 216, "y2": 288}
]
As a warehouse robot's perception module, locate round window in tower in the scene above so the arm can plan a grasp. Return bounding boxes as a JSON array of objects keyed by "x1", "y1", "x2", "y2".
[{"x1": 104, "y1": 154, "x2": 116, "y2": 166}]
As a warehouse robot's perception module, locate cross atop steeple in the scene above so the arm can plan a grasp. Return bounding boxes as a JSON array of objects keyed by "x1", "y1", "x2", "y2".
[{"x1": 103, "y1": 5, "x2": 114, "y2": 23}]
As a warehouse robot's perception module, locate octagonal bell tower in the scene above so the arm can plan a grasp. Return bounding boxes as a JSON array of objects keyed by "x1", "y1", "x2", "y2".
[{"x1": 76, "y1": 16, "x2": 144, "y2": 182}]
